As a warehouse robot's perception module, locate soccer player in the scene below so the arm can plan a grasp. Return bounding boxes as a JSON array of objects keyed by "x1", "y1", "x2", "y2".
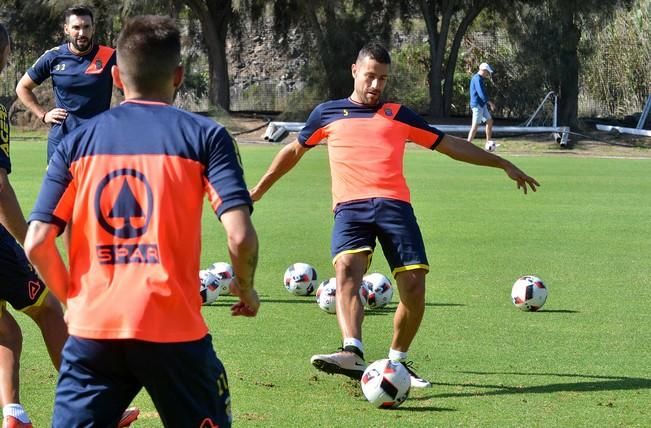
[
  {"x1": 467, "y1": 62, "x2": 496, "y2": 149},
  {"x1": 0, "y1": 23, "x2": 138, "y2": 428},
  {"x1": 0, "y1": 22, "x2": 68, "y2": 428},
  {"x1": 250, "y1": 42, "x2": 539, "y2": 388},
  {"x1": 15, "y1": 5, "x2": 115, "y2": 163},
  {"x1": 24, "y1": 15, "x2": 259, "y2": 428}
]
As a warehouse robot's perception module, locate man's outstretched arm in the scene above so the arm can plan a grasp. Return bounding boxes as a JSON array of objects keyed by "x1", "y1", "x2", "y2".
[
  {"x1": 436, "y1": 134, "x2": 540, "y2": 194},
  {"x1": 249, "y1": 140, "x2": 309, "y2": 201}
]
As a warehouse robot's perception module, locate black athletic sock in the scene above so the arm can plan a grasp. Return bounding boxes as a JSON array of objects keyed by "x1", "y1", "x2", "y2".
[{"x1": 343, "y1": 345, "x2": 364, "y2": 360}]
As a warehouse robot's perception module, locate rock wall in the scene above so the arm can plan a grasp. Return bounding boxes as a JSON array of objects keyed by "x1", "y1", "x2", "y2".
[{"x1": 227, "y1": 20, "x2": 308, "y2": 112}]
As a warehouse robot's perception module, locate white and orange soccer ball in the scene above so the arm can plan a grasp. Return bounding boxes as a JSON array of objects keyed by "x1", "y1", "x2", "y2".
[
  {"x1": 361, "y1": 359, "x2": 411, "y2": 408},
  {"x1": 511, "y1": 275, "x2": 548, "y2": 311}
]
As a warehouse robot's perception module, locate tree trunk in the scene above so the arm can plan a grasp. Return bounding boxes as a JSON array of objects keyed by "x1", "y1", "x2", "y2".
[
  {"x1": 443, "y1": 2, "x2": 487, "y2": 116},
  {"x1": 557, "y1": 10, "x2": 580, "y2": 128},
  {"x1": 185, "y1": 0, "x2": 232, "y2": 111},
  {"x1": 421, "y1": 1, "x2": 487, "y2": 118},
  {"x1": 420, "y1": 1, "x2": 444, "y2": 117},
  {"x1": 304, "y1": 8, "x2": 340, "y2": 99}
]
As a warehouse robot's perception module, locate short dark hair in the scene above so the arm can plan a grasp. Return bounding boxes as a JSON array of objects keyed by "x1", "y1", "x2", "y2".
[
  {"x1": 65, "y1": 5, "x2": 94, "y2": 23},
  {"x1": 116, "y1": 15, "x2": 181, "y2": 93},
  {"x1": 357, "y1": 42, "x2": 391, "y2": 65},
  {"x1": 0, "y1": 23, "x2": 9, "y2": 53}
]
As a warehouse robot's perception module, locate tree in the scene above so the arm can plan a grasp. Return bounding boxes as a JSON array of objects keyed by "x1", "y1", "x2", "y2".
[
  {"x1": 122, "y1": 0, "x2": 232, "y2": 110},
  {"x1": 246, "y1": 0, "x2": 410, "y2": 99},
  {"x1": 502, "y1": 0, "x2": 633, "y2": 128},
  {"x1": 415, "y1": 0, "x2": 491, "y2": 118},
  {"x1": 0, "y1": 0, "x2": 60, "y2": 97},
  {"x1": 182, "y1": 0, "x2": 233, "y2": 110}
]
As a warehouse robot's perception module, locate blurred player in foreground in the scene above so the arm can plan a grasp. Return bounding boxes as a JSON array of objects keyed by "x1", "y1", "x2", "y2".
[
  {"x1": 0, "y1": 21, "x2": 67, "y2": 428},
  {"x1": 4, "y1": 15, "x2": 138, "y2": 428},
  {"x1": 25, "y1": 15, "x2": 259, "y2": 427}
]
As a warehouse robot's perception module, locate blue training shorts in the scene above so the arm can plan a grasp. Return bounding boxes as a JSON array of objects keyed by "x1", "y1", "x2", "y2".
[
  {"x1": 0, "y1": 228, "x2": 48, "y2": 311},
  {"x1": 52, "y1": 334, "x2": 231, "y2": 428},
  {"x1": 331, "y1": 198, "x2": 429, "y2": 276}
]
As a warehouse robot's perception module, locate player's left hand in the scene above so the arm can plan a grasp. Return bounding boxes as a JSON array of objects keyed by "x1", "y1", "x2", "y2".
[
  {"x1": 504, "y1": 162, "x2": 540, "y2": 194},
  {"x1": 229, "y1": 280, "x2": 260, "y2": 317}
]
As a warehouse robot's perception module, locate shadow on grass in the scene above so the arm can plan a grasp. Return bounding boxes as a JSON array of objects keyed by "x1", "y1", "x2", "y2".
[
  {"x1": 394, "y1": 405, "x2": 456, "y2": 412},
  {"x1": 203, "y1": 297, "x2": 316, "y2": 308},
  {"x1": 205, "y1": 299, "x2": 465, "y2": 309},
  {"x1": 429, "y1": 371, "x2": 651, "y2": 398}
]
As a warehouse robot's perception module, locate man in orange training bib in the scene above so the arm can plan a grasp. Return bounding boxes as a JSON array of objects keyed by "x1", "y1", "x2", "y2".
[{"x1": 251, "y1": 42, "x2": 539, "y2": 390}]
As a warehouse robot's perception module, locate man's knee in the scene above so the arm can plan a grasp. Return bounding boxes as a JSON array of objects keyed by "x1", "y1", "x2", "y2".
[
  {"x1": 395, "y1": 270, "x2": 426, "y2": 302},
  {"x1": 24, "y1": 293, "x2": 63, "y2": 324},
  {"x1": 0, "y1": 310, "x2": 23, "y2": 347},
  {"x1": 334, "y1": 252, "x2": 369, "y2": 276}
]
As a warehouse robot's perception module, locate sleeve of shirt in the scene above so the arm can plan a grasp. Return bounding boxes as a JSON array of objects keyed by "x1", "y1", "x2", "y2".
[
  {"x1": 477, "y1": 77, "x2": 489, "y2": 104},
  {"x1": 26, "y1": 50, "x2": 53, "y2": 85},
  {"x1": 298, "y1": 104, "x2": 325, "y2": 147},
  {"x1": 28, "y1": 144, "x2": 74, "y2": 233},
  {"x1": 203, "y1": 127, "x2": 253, "y2": 219},
  {"x1": 394, "y1": 105, "x2": 445, "y2": 150}
]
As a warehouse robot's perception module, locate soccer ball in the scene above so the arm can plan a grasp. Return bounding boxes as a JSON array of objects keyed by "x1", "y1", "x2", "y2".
[
  {"x1": 284, "y1": 263, "x2": 318, "y2": 296},
  {"x1": 358, "y1": 281, "x2": 369, "y2": 306},
  {"x1": 199, "y1": 269, "x2": 221, "y2": 305},
  {"x1": 511, "y1": 275, "x2": 548, "y2": 311},
  {"x1": 485, "y1": 140, "x2": 497, "y2": 152},
  {"x1": 315, "y1": 278, "x2": 337, "y2": 313},
  {"x1": 209, "y1": 262, "x2": 234, "y2": 295},
  {"x1": 315, "y1": 277, "x2": 370, "y2": 313},
  {"x1": 363, "y1": 273, "x2": 393, "y2": 309},
  {"x1": 361, "y1": 359, "x2": 411, "y2": 408}
]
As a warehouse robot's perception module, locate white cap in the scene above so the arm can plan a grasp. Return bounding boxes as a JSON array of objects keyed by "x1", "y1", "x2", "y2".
[{"x1": 479, "y1": 62, "x2": 494, "y2": 74}]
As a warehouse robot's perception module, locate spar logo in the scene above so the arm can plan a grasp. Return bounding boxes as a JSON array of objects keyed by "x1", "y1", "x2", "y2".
[{"x1": 94, "y1": 168, "x2": 160, "y2": 265}]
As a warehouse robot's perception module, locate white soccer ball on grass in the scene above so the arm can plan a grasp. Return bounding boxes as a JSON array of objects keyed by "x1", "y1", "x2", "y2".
[
  {"x1": 315, "y1": 278, "x2": 337, "y2": 313},
  {"x1": 511, "y1": 275, "x2": 548, "y2": 311},
  {"x1": 361, "y1": 359, "x2": 411, "y2": 408},
  {"x1": 363, "y1": 273, "x2": 393, "y2": 309},
  {"x1": 315, "y1": 277, "x2": 370, "y2": 314},
  {"x1": 199, "y1": 269, "x2": 221, "y2": 305},
  {"x1": 284, "y1": 262, "x2": 318, "y2": 296},
  {"x1": 209, "y1": 262, "x2": 235, "y2": 295}
]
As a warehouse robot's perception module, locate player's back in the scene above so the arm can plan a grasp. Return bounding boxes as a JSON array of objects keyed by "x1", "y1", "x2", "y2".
[{"x1": 33, "y1": 100, "x2": 250, "y2": 342}]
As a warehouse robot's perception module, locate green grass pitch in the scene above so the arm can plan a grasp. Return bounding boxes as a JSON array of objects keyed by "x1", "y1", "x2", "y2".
[{"x1": 8, "y1": 139, "x2": 651, "y2": 427}]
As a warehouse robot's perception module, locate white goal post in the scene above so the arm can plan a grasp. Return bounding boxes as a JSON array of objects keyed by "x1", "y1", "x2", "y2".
[{"x1": 595, "y1": 94, "x2": 651, "y2": 137}]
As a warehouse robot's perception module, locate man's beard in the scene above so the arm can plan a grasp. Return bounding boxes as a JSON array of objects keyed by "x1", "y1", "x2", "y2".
[{"x1": 70, "y1": 37, "x2": 92, "y2": 53}]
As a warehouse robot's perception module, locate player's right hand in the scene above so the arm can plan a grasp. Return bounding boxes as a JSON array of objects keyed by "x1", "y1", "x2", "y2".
[
  {"x1": 249, "y1": 187, "x2": 262, "y2": 202},
  {"x1": 44, "y1": 108, "x2": 68, "y2": 125}
]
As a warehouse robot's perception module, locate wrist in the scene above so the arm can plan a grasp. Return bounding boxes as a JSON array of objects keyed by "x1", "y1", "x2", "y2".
[{"x1": 40, "y1": 112, "x2": 47, "y2": 123}]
